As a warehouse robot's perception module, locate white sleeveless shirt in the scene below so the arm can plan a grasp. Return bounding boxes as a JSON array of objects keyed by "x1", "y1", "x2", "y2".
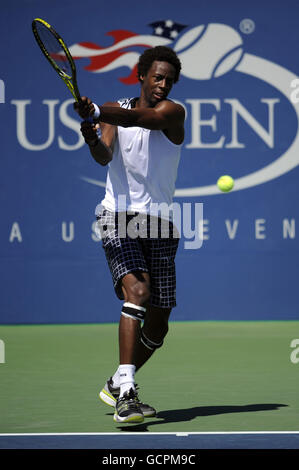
[{"x1": 98, "y1": 98, "x2": 182, "y2": 216}]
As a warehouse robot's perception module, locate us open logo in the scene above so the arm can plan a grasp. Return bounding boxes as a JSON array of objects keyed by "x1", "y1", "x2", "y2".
[{"x1": 65, "y1": 21, "x2": 299, "y2": 196}]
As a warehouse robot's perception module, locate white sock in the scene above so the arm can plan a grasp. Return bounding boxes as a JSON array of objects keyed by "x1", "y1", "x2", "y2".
[
  {"x1": 118, "y1": 364, "x2": 136, "y2": 397},
  {"x1": 111, "y1": 369, "x2": 120, "y2": 388}
]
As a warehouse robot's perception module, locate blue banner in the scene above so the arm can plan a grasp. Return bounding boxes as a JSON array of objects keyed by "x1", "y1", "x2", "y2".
[{"x1": 1, "y1": 0, "x2": 299, "y2": 323}]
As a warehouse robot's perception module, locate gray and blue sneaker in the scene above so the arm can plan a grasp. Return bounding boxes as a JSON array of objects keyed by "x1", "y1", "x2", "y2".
[
  {"x1": 99, "y1": 377, "x2": 157, "y2": 417},
  {"x1": 113, "y1": 388, "x2": 144, "y2": 423}
]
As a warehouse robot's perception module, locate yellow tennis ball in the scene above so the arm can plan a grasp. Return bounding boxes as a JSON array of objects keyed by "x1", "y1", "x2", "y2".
[{"x1": 217, "y1": 175, "x2": 234, "y2": 192}]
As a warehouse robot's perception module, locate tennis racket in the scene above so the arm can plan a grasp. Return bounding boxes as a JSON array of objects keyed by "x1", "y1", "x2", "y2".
[
  {"x1": 32, "y1": 18, "x2": 83, "y2": 102},
  {"x1": 32, "y1": 17, "x2": 100, "y2": 137}
]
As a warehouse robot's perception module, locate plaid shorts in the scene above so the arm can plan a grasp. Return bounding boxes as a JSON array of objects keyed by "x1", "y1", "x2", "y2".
[{"x1": 96, "y1": 209, "x2": 180, "y2": 308}]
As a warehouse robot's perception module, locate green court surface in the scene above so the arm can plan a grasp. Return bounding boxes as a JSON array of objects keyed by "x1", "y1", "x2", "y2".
[{"x1": 0, "y1": 321, "x2": 298, "y2": 433}]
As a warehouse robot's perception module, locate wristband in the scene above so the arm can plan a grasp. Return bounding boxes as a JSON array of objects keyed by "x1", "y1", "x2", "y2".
[{"x1": 92, "y1": 103, "x2": 101, "y2": 119}]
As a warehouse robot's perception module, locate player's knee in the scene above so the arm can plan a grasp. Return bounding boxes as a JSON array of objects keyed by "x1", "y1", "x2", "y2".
[{"x1": 127, "y1": 283, "x2": 151, "y2": 306}]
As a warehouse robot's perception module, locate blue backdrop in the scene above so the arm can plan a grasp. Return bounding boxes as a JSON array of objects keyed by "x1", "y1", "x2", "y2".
[{"x1": 1, "y1": 0, "x2": 299, "y2": 323}]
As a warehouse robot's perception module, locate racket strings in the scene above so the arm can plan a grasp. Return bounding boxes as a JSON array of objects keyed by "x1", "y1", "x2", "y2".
[{"x1": 36, "y1": 23, "x2": 72, "y2": 77}]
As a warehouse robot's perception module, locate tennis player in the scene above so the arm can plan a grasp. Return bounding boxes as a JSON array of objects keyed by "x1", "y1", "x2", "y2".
[{"x1": 74, "y1": 46, "x2": 185, "y2": 424}]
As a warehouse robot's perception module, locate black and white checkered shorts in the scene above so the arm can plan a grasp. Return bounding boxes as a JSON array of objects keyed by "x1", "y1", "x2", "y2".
[{"x1": 96, "y1": 209, "x2": 180, "y2": 308}]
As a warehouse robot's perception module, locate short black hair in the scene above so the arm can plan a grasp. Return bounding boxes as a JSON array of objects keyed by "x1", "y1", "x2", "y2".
[{"x1": 137, "y1": 46, "x2": 181, "y2": 83}]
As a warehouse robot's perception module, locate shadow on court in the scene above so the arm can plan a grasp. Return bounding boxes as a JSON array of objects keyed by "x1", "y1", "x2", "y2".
[{"x1": 116, "y1": 403, "x2": 288, "y2": 432}]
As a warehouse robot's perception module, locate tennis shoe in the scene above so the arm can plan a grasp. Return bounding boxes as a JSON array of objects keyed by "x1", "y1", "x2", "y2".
[
  {"x1": 99, "y1": 377, "x2": 157, "y2": 417},
  {"x1": 99, "y1": 377, "x2": 119, "y2": 407},
  {"x1": 113, "y1": 388, "x2": 144, "y2": 423}
]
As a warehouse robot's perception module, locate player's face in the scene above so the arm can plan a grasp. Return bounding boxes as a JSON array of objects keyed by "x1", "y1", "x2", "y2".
[{"x1": 140, "y1": 61, "x2": 176, "y2": 107}]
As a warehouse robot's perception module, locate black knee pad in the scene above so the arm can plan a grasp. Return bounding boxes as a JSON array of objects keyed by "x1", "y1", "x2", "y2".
[
  {"x1": 140, "y1": 328, "x2": 164, "y2": 351},
  {"x1": 121, "y1": 302, "x2": 146, "y2": 321}
]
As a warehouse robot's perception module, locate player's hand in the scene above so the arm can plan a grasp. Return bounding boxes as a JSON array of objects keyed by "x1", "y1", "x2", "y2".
[
  {"x1": 80, "y1": 120, "x2": 99, "y2": 146},
  {"x1": 74, "y1": 96, "x2": 95, "y2": 120}
]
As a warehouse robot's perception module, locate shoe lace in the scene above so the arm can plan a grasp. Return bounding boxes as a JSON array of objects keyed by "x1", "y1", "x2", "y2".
[{"x1": 117, "y1": 388, "x2": 140, "y2": 412}]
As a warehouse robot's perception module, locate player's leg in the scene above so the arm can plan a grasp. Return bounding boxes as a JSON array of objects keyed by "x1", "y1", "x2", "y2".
[
  {"x1": 112, "y1": 271, "x2": 153, "y2": 423},
  {"x1": 134, "y1": 305, "x2": 172, "y2": 371},
  {"x1": 97, "y1": 210, "x2": 152, "y2": 421},
  {"x1": 112, "y1": 304, "x2": 172, "y2": 420},
  {"x1": 116, "y1": 271, "x2": 150, "y2": 399},
  {"x1": 112, "y1": 217, "x2": 179, "y2": 421},
  {"x1": 118, "y1": 271, "x2": 150, "y2": 365},
  {"x1": 106, "y1": 303, "x2": 170, "y2": 417},
  {"x1": 131, "y1": 219, "x2": 179, "y2": 371}
]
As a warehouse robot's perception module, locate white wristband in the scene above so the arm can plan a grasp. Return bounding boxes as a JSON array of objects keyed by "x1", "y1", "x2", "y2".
[{"x1": 92, "y1": 103, "x2": 101, "y2": 119}]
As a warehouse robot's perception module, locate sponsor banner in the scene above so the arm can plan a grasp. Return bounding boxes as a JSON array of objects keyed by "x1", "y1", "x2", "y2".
[{"x1": 0, "y1": 0, "x2": 299, "y2": 323}]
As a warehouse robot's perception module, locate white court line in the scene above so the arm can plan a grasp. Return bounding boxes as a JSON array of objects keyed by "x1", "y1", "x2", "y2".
[{"x1": 0, "y1": 431, "x2": 298, "y2": 437}]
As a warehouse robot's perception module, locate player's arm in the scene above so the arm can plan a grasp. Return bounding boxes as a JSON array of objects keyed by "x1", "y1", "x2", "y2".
[
  {"x1": 75, "y1": 97, "x2": 185, "y2": 144},
  {"x1": 81, "y1": 121, "x2": 115, "y2": 166},
  {"x1": 79, "y1": 101, "x2": 118, "y2": 166},
  {"x1": 99, "y1": 100, "x2": 184, "y2": 129},
  {"x1": 99, "y1": 100, "x2": 185, "y2": 144}
]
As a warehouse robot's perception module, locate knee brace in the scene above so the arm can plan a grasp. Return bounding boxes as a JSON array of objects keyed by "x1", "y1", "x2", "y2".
[
  {"x1": 140, "y1": 328, "x2": 164, "y2": 351},
  {"x1": 121, "y1": 302, "x2": 146, "y2": 321}
]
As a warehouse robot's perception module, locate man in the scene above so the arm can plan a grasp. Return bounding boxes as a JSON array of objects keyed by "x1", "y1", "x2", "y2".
[{"x1": 74, "y1": 46, "x2": 185, "y2": 424}]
